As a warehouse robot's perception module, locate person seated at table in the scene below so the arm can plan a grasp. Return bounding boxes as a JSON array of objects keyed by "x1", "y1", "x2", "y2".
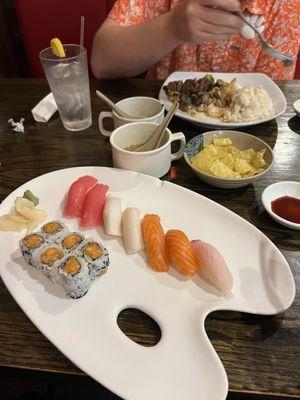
[{"x1": 91, "y1": 0, "x2": 299, "y2": 80}]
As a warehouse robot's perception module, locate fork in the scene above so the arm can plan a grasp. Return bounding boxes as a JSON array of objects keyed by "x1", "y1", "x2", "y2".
[{"x1": 236, "y1": 11, "x2": 294, "y2": 66}]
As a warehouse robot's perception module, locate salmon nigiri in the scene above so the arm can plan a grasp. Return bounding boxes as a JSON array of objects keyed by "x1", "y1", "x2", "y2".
[
  {"x1": 141, "y1": 214, "x2": 169, "y2": 272},
  {"x1": 191, "y1": 240, "x2": 233, "y2": 296},
  {"x1": 165, "y1": 230, "x2": 198, "y2": 277}
]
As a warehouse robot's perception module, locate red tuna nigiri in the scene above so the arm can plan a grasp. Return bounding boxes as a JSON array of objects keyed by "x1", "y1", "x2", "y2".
[
  {"x1": 141, "y1": 214, "x2": 169, "y2": 272},
  {"x1": 65, "y1": 175, "x2": 97, "y2": 217},
  {"x1": 191, "y1": 240, "x2": 233, "y2": 296},
  {"x1": 80, "y1": 183, "x2": 109, "y2": 227},
  {"x1": 165, "y1": 230, "x2": 198, "y2": 277}
]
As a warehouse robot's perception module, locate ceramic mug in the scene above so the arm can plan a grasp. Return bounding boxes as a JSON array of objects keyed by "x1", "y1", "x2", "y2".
[
  {"x1": 109, "y1": 122, "x2": 186, "y2": 178},
  {"x1": 99, "y1": 96, "x2": 164, "y2": 137}
]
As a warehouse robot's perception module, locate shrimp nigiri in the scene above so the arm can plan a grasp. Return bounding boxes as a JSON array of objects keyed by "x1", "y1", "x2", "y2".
[
  {"x1": 191, "y1": 240, "x2": 233, "y2": 296},
  {"x1": 165, "y1": 230, "x2": 198, "y2": 277},
  {"x1": 141, "y1": 214, "x2": 169, "y2": 272}
]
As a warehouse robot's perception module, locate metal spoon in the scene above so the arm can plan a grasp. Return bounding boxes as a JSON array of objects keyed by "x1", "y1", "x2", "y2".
[
  {"x1": 96, "y1": 90, "x2": 145, "y2": 119},
  {"x1": 131, "y1": 101, "x2": 179, "y2": 152},
  {"x1": 236, "y1": 11, "x2": 294, "y2": 66}
]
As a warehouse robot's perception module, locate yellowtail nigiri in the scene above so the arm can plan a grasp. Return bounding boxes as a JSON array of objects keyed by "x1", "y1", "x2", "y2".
[{"x1": 191, "y1": 240, "x2": 233, "y2": 296}]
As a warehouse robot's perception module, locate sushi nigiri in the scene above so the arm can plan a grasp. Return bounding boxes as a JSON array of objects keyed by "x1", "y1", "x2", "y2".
[
  {"x1": 122, "y1": 207, "x2": 144, "y2": 255},
  {"x1": 103, "y1": 197, "x2": 123, "y2": 237},
  {"x1": 165, "y1": 230, "x2": 198, "y2": 277},
  {"x1": 141, "y1": 214, "x2": 169, "y2": 272},
  {"x1": 191, "y1": 240, "x2": 233, "y2": 296},
  {"x1": 80, "y1": 183, "x2": 109, "y2": 227},
  {"x1": 65, "y1": 175, "x2": 97, "y2": 217}
]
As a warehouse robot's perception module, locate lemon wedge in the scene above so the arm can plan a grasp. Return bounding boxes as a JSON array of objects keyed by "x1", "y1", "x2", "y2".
[{"x1": 50, "y1": 38, "x2": 66, "y2": 58}]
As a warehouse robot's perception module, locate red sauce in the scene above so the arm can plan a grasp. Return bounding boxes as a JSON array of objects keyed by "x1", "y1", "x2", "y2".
[{"x1": 271, "y1": 195, "x2": 300, "y2": 224}]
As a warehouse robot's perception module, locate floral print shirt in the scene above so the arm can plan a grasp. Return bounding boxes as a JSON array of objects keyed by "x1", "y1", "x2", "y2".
[{"x1": 109, "y1": 0, "x2": 300, "y2": 79}]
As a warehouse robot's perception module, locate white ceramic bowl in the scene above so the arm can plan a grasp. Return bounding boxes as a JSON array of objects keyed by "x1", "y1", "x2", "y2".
[
  {"x1": 184, "y1": 130, "x2": 274, "y2": 189},
  {"x1": 261, "y1": 181, "x2": 300, "y2": 230},
  {"x1": 293, "y1": 99, "x2": 300, "y2": 117}
]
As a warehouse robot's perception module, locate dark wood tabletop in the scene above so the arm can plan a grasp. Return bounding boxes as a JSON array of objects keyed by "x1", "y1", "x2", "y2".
[{"x1": 0, "y1": 78, "x2": 299, "y2": 400}]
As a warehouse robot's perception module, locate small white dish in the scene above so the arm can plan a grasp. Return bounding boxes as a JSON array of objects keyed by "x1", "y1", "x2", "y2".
[
  {"x1": 159, "y1": 71, "x2": 286, "y2": 129},
  {"x1": 293, "y1": 99, "x2": 300, "y2": 117},
  {"x1": 261, "y1": 181, "x2": 300, "y2": 230}
]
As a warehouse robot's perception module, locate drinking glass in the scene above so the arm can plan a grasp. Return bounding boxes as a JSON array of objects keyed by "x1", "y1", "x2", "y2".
[{"x1": 39, "y1": 44, "x2": 92, "y2": 131}]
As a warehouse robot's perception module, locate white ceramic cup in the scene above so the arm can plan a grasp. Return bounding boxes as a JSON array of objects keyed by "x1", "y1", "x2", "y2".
[
  {"x1": 99, "y1": 96, "x2": 164, "y2": 137},
  {"x1": 109, "y1": 122, "x2": 186, "y2": 178}
]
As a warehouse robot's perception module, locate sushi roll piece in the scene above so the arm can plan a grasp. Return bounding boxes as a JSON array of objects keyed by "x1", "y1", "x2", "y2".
[
  {"x1": 35, "y1": 243, "x2": 65, "y2": 281},
  {"x1": 57, "y1": 255, "x2": 91, "y2": 299},
  {"x1": 41, "y1": 220, "x2": 68, "y2": 242},
  {"x1": 77, "y1": 239, "x2": 110, "y2": 280},
  {"x1": 59, "y1": 231, "x2": 85, "y2": 254},
  {"x1": 122, "y1": 207, "x2": 144, "y2": 255},
  {"x1": 103, "y1": 197, "x2": 123, "y2": 237},
  {"x1": 19, "y1": 232, "x2": 47, "y2": 266}
]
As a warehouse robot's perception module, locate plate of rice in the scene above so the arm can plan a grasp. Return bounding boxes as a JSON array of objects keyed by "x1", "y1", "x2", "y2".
[{"x1": 158, "y1": 72, "x2": 286, "y2": 128}]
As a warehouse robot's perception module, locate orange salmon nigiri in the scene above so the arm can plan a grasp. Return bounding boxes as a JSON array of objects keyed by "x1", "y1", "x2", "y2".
[
  {"x1": 165, "y1": 230, "x2": 198, "y2": 277},
  {"x1": 141, "y1": 214, "x2": 169, "y2": 272}
]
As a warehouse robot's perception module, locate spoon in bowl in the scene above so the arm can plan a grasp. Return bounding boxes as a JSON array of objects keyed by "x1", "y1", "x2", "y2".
[
  {"x1": 129, "y1": 101, "x2": 179, "y2": 152},
  {"x1": 96, "y1": 90, "x2": 145, "y2": 119}
]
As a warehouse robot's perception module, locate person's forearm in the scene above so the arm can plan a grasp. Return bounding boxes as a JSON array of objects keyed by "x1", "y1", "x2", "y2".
[{"x1": 91, "y1": 13, "x2": 181, "y2": 79}]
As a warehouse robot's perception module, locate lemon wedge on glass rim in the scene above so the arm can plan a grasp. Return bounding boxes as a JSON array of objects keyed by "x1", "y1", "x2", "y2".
[{"x1": 50, "y1": 38, "x2": 66, "y2": 57}]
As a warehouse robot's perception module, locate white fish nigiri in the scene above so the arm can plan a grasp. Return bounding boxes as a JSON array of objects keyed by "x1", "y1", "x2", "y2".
[
  {"x1": 103, "y1": 197, "x2": 123, "y2": 237},
  {"x1": 122, "y1": 207, "x2": 144, "y2": 255},
  {"x1": 191, "y1": 240, "x2": 233, "y2": 296}
]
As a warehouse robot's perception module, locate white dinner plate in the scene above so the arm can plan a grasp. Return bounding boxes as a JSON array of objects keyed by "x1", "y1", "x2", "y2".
[
  {"x1": 0, "y1": 167, "x2": 295, "y2": 400},
  {"x1": 158, "y1": 71, "x2": 286, "y2": 129}
]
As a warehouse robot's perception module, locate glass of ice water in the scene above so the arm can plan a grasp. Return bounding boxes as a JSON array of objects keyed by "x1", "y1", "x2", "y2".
[{"x1": 39, "y1": 44, "x2": 92, "y2": 131}]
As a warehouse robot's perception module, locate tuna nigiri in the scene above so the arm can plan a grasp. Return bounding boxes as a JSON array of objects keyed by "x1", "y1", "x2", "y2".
[
  {"x1": 65, "y1": 175, "x2": 97, "y2": 217},
  {"x1": 165, "y1": 230, "x2": 198, "y2": 277},
  {"x1": 103, "y1": 197, "x2": 123, "y2": 237},
  {"x1": 80, "y1": 183, "x2": 109, "y2": 227},
  {"x1": 191, "y1": 240, "x2": 233, "y2": 296},
  {"x1": 141, "y1": 214, "x2": 169, "y2": 272},
  {"x1": 122, "y1": 207, "x2": 144, "y2": 255}
]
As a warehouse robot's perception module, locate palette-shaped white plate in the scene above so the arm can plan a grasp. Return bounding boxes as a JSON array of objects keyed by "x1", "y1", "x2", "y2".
[
  {"x1": 158, "y1": 71, "x2": 286, "y2": 128},
  {"x1": 0, "y1": 167, "x2": 295, "y2": 400}
]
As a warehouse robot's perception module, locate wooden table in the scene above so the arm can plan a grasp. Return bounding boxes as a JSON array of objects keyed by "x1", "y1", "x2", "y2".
[{"x1": 0, "y1": 79, "x2": 299, "y2": 400}]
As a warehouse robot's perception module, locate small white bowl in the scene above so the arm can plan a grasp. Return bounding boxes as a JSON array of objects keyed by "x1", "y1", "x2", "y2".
[
  {"x1": 293, "y1": 99, "x2": 300, "y2": 117},
  {"x1": 184, "y1": 130, "x2": 274, "y2": 189},
  {"x1": 261, "y1": 181, "x2": 300, "y2": 230}
]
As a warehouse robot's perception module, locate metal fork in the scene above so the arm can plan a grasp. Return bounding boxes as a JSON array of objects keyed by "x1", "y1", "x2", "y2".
[{"x1": 236, "y1": 11, "x2": 294, "y2": 66}]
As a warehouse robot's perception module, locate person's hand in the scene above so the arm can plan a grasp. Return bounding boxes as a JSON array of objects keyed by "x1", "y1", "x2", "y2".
[
  {"x1": 169, "y1": 0, "x2": 245, "y2": 43},
  {"x1": 240, "y1": 11, "x2": 265, "y2": 40}
]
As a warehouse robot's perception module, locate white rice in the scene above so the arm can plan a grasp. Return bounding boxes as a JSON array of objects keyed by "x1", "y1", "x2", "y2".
[{"x1": 223, "y1": 85, "x2": 274, "y2": 122}]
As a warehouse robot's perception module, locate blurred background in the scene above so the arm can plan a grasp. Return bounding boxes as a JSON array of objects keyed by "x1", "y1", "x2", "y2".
[{"x1": 0, "y1": 0, "x2": 116, "y2": 78}]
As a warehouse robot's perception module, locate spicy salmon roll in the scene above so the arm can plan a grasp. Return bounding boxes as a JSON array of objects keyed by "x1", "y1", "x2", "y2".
[
  {"x1": 41, "y1": 220, "x2": 68, "y2": 241},
  {"x1": 77, "y1": 239, "x2": 109, "y2": 280},
  {"x1": 19, "y1": 232, "x2": 46, "y2": 266},
  {"x1": 59, "y1": 232, "x2": 85, "y2": 253},
  {"x1": 57, "y1": 255, "x2": 90, "y2": 299},
  {"x1": 35, "y1": 244, "x2": 65, "y2": 280}
]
